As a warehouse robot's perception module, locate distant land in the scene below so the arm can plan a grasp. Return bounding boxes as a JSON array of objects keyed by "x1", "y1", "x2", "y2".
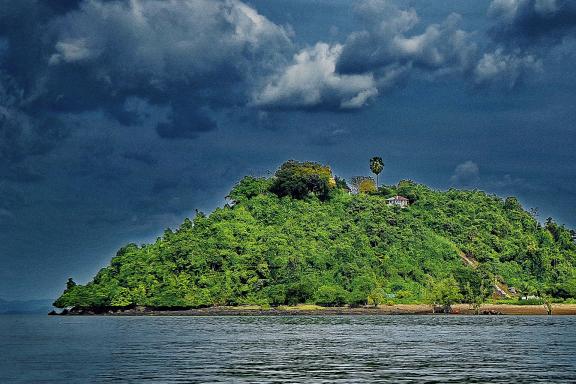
[
  {"x1": 0, "y1": 298, "x2": 53, "y2": 314},
  {"x1": 53, "y1": 160, "x2": 576, "y2": 314}
]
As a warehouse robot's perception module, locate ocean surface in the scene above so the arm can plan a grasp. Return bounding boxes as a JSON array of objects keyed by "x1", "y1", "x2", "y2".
[{"x1": 1, "y1": 315, "x2": 575, "y2": 383}]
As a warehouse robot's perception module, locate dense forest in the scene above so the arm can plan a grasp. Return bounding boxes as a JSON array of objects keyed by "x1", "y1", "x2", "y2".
[{"x1": 54, "y1": 160, "x2": 576, "y2": 310}]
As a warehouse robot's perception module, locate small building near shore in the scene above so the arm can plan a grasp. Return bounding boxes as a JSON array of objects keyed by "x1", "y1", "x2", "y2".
[{"x1": 386, "y1": 195, "x2": 409, "y2": 208}]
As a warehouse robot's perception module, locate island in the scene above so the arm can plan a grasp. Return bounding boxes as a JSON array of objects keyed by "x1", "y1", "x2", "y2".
[{"x1": 53, "y1": 160, "x2": 576, "y2": 315}]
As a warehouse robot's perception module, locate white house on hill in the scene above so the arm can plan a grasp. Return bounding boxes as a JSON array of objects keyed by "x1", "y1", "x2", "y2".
[{"x1": 386, "y1": 195, "x2": 409, "y2": 208}]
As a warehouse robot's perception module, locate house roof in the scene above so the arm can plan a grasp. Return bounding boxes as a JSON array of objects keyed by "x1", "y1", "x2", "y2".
[{"x1": 386, "y1": 195, "x2": 409, "y2": 201}]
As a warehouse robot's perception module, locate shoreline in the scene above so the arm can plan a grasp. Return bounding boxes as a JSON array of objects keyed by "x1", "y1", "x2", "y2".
[{"x1": 52, "y1": 303, "x2": 576, "y2": 316}]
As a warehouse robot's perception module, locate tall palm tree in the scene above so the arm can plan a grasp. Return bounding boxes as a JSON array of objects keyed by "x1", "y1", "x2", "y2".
[{"x1": 370, "y1": 157, "x2": 384, "y2": 188}]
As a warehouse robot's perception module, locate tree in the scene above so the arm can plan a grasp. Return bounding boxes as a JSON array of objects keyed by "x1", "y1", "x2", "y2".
[
  {"x1": 504, "y1": 196, "x2": 522, "y2": 211},
  {"x1": 227, "y1": 176, "x2": 271, "y2": 203},
  {"x1": 463, "y1": 281, "x2": 490, "y2": 315},
  {"x1": 334, "y1": 176, "x2": 351, "y2": 192},
  {"x1": 456, "y1": 269, "x2": 491, "y2": 314},
  {"x1": 424, "y1": 277, "x2": 463, "y2": 313},
  {"x1": 315, "y1": 285, "x2": 348, "y2": 306},
  {"x1": 350, "y1": 176, "x2": 373, "y2": 194},
  {"x1": 370, "y1": 157, "x2": 384, "y2": 187},
  {"x1": 367, "y1": 288, "x2": 385, "y2": 307},
  {"x1": 359, "y1": 179, "x2": 377, "y2": 194},
  {"x1": 66, "y1": 278, "x2": 77, "y2": 290},
  {"x1": 270, "y1": 160, "x2": 335, "y2": 200}
]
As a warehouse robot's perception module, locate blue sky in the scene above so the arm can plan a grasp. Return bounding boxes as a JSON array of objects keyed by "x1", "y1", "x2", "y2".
[{"x1": 1, "y1": 0, "x2": 575, "y2": 300}]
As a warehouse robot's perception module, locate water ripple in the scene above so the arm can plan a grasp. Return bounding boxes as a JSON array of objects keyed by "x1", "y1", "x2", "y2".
[{"x1": 1, "y1": 315, "x2": 575, "y2": 383}]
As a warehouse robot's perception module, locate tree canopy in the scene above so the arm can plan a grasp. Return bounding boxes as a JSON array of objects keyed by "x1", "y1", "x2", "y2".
[{"x1": 269, "y1": 160, "x2": 335, "y2": 201}]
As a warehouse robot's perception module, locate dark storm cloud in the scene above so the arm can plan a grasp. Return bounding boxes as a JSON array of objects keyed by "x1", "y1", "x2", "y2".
[
  {"x1": 0, "y1": 0, "x2": 293, "y2": 160},
  {"x1": 0, "y1": 71, "x2": 69, "y2": 183},
  {"x1": 489, "y1": 0, "x2": 576, "y2": 45},
  {"x1": 156, "y1": 108, "x2": 217, "y2": 140},
  {"x1": 336, "y1": 1, "x2": 476, "y2": 76}
]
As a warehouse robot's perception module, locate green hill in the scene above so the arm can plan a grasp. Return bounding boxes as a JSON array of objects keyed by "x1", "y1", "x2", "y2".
[{"x1": 54, "y1": 161, "x2": 576, "y2": 309}]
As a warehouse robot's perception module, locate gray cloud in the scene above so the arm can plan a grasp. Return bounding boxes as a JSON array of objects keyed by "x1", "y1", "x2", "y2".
[
  {"x1": 156, "y1": 107, "x2": 217, "y2": 140},
  {"x1": 252, "y1": 1, "x2": 479, "y2": 111},
  {"x1": 44, "y1": 0, "x2": 292, "y2": 129},
  {"x1": 0, "y1": 71, "x2": 69, "y2": 183},
  {"x1": 252, "y1": 0, "x2": 554, "y2": 111},
  {"x1": 473, "y1": 48, "x2": 542, "y2": 87},
  {"x1": 0, "y1": 0, "x2": 293, "y2": 157},
  {"x1": 476, "y1": 0, "x2": 576, "y2": 88},
  {"x1": 489, "y1": 0, "x2": 576, "y2": 45},
  {"x1": 337, "y1": 2, "x2": 477, "y2": 76}
]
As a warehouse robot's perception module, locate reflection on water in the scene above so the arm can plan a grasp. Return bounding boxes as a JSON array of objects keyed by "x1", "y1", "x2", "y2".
[{"x1": 1, "y1": 315, "x2": 575, "y2": 383}]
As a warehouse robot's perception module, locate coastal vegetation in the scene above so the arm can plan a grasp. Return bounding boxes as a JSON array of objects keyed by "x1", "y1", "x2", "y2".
[{"x1": 54, "y1": 160, "x2": 576, "y2": 311}]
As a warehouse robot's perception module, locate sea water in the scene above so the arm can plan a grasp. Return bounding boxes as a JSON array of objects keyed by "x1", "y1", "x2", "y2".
[{"x1": 1, "y1": 315, "x2": 575, "y2": 383}]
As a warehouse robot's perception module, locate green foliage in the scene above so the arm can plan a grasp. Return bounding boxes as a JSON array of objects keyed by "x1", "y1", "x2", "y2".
[
  {"x1": 424, "y1": 277, "x2": 464, "y2": 311},
  {"x1": 315, "y1": 285, "x2": 349, "y2": 306},
  {"x1": 228, "y1": 177, "x2": 272, "y2": 204},
  {"x1": 269, "y1": 160, "x2": 335, "y2": 200},
  {"x1": 55, "y1": 165, "x2": 576, "y2": 309}
]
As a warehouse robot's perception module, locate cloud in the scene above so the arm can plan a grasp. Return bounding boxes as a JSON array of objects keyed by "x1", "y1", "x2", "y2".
[
  {"x1": 336, "y1": 1, "x2": 477, "y2": 77},
  {"x1": 251, "y1": 0, "x2": 547, "y2": 110},
  {"x1": 0, "y1": 0, "x2": 293, "y2": 151},
  {"x1": 47, "y1": 0, "x2": 291, "y2": 81},
  {"x1": 252, "y1": 1, "x2": 484, "y2": 111},
  {"x1": 450, "y1": 160, "x2": 480, "y2": 186},
  {"x1": 473, "y1": 48, "x2": 542, "y2": 87},
  {"x1": 43, "y1": 0, "x2": 292, "y2": 128},
  {"x1": 252, "y1": 43, "x2": 378, "y2": 110},
  {"x1": 156, "y1": 107, "x2": 217, "y2": 140},
  {"x1": 489, "y1": 0, "x2": 576, "y2": 45},
  {"x1": 0, "y1": 71, "x2": 68, "y2": 182}
]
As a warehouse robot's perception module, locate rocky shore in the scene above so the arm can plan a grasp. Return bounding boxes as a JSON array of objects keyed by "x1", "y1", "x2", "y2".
[{"x1": 50, "y1": 303, "x2": 576, "y2": 316}]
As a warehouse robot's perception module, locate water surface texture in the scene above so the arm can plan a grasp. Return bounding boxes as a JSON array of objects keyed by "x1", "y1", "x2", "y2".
[{"x1": 1, "y1": 315, "x2": 575, "y2": 383}]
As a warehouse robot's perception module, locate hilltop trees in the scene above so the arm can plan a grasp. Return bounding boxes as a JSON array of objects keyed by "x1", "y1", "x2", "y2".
[
  {"x1": 270, "y1": 160, "x2": 335, "y2": 200},
  {"x1": 350, "y1": 176, "x2": 374, "y2": 194},
  {"x1": 228, "y1": 176, "x2": 272, "y2": 204},
  {"x1": 359, "y1": 178, "x2": 377, "y2": 194},
  {"x1": 349, "y1": 156, "x2": 384, "y2": 194}
]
